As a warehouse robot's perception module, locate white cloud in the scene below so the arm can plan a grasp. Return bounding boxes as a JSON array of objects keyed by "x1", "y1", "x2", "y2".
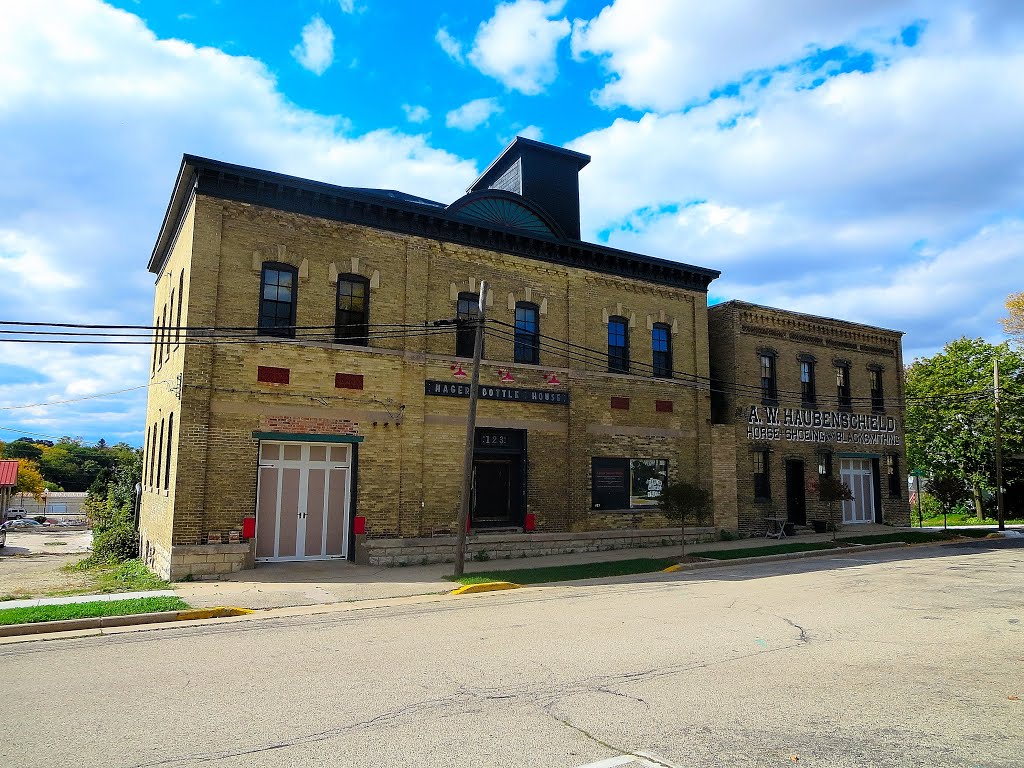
[
  {"x1": 0, "y1": 0, "x2": 477, "y2": 443},
  {"x1": 571, "y1": 0, "x2": 1024, "y2": 112},
  {"x1": 516, "y1": 124, "x2": 543, "y2": 140},
  {"x1": 291, "y1": 15, "x2": 334, "y2": 75},
  {"x1": 436, "y1": 27, "x2": 464, "y2": 63},
  {"x1": 339, "y1": 0, "x2": 355, "y2": 12},
  {"x1": 446, "y1": 97, "x2": 503, "y2": 131},
  {"x1": 468, "y1": 0, "x2": 570, "y2": 95},
  {"x1": 402, "y1": 104, "x2": 430, "y2": 123},
  {"x1": 569, "y1": 17, "x2": 1024, "y2": 354}
]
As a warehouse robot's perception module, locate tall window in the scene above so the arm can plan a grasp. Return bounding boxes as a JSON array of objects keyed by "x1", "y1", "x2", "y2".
[
  {"x1": 817, "y1": 450, "x2": 833, "y2": 478},
  {"x1": 760, "y1": 353, "x2": 777, "y2": 402},
  {"x1": 514, "y1": 302, "x2": 539, "y2": 364},
  {"x1": 870, "y1": 368, "x2": 885, "y2": 412},
  {"x1": 608, "y1": 316, "x2": 629, "y2": 373},
  {"x1": 259, "y1": 263, "x2": 298, "y2": 337},
  {"x1": 175, "y1": 270, "x2": 184, "y2": 345},
  {"x1": 652, "y1": 323, "x2": 672, "y2": 377},
  {"x1": 800, "y1": 358, "x2": 816, "y2": 406},
  {"x1": 156, "y1": 418, "x2": 165, "y2": 492},
  {"x1": 166, "y1": 290, "x2": 174, "y2": 359},
  {"x1": 143, "y1": 426, "x2": 151, "y2": 487},
  {"x1": 335, "y1": 275, "x2": 369, "y2": 346},
  {"x1": 753, "y1": 449, "x2": 770, "y2": 500},
  {"x1": 164, "y1": 414, "x2": 174, "y2": 491},
  {"x1": 148, "y1": 423, "x2": 157, "y2": 488},
  {"x1": 887, "y1": 454, "x2": 901, "y2": 498},
  {"x1": 836, "y1": 362, "x2": 852, "y2": 409},
  {"x1": 456, "y1": 292, "x2": 481, "y2": 358}
]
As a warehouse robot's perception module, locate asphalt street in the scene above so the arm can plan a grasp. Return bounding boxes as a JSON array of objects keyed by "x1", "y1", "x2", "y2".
[{"x1": 2, "y1": 539, "x2": 1021, "y2": 768}]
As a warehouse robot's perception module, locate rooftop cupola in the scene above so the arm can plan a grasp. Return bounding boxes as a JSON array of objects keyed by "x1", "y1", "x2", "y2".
[{"x1": 466, "y1": 137, "x2": 591, "y2": 240}]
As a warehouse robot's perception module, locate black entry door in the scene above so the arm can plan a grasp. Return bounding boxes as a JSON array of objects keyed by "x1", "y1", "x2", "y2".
[
  {"x1": 473, "y1": 460, "x2": 513, "y2": 524},
  {"x1": 785, "y1": 459, "x2": 807, "y2": 525}
]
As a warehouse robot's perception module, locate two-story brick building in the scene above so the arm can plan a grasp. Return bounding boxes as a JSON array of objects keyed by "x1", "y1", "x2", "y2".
[
  {"x1": 139, "y1": 138, "x2": 727, "y2": 579},
  {"x1": 708, "y1": 301, "x2": 911, "y2": 535}
]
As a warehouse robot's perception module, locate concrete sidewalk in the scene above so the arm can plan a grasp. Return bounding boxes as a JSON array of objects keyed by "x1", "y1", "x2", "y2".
[{"x1": 174, "y1": 525, "x2": 907, "y2": 610}]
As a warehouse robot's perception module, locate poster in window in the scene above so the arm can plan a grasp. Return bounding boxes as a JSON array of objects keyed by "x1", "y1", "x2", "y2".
[
  {"x1": 629, "y1": 459, "x2": 668, "y2": 508},
  {"x1": 591, "y1": 457, "x2": 629, "y2": 510}
]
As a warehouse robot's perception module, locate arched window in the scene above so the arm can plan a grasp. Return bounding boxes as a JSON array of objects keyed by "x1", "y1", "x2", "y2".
[
  {"x1": 514, "y1": 302, "x2": 539, "y2": 365},
  {"x1": 143, "y1": 425, "x2": 151, "y2": 487},
  {"x1": 156, "y1": 418, "x2": 165, "y2": 492},
  {"x1": 608, "y1": 316, "x2": 629, "y2": 373},
  {"x1": 175, "y1": 270, "x2": 185, "y2": 345},
  {"x1": 456, "y1": 292, "x2": 481, "y2": 358},
  {"x1": 164, "y1": 414, "x2": 174, "y2": 491},
  {"x1": 652, "y1": 323, "x2": 672, "y2": 377},
  {"x1": 258, "y1": 262, "x2": 298, "y2": 337},
  {"x1": 166, "y1": 289, "x2": 175, "y2": 359},
  {"x1": 335, "y1": 274, "x2": 370, "y2": 346},
  {"x1": 148, "y1": 423, "x2": 157, "y2": 488}
]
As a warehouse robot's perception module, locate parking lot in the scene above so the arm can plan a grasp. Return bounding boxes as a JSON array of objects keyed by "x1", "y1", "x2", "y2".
[{"x1": 0, "y1": 528, "x2": 93, "y2": 599}]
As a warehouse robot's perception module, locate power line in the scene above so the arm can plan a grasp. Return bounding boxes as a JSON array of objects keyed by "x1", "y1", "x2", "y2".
[{"x1": 0, "y1": 382, "x2": 166, "y2": 411}]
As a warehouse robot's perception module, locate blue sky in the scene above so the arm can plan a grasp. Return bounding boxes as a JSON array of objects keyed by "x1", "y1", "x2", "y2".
[{"x1": 1, "y1": 0, "x2": 1022, "y2": 446}]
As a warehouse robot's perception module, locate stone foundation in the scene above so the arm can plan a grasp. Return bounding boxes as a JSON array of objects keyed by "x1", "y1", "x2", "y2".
[
  {"x1": 141, "y1": 536, "x2": 255, "y2": 581},
  {"x1": 355, "y1": 526, "x2": 717, "y2": 566}
]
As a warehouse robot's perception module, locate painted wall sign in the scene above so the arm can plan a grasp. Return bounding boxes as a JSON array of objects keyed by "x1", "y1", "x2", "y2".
[
  {"x1": 425, "y1": 380, "x2": 569, "y2": 405},
  {"x1": 744, "y1": 405, "x2": 902, "y2": 446},
  {"x1": 591, "y1": 457, "x2": 668, "y2": 510}
]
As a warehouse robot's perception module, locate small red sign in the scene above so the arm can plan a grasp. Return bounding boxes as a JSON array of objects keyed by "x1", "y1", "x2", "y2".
[
  {"x1": 353, "y1": 516, "x2": 366, "y2": 535},
  {"x1": 257, "y1": 365, "x2": 290, "y2": 384},
  {"x1": 241, "y1": 516, "x2": 256, "y2": 539},
  {"x1": 524, "y1": 513, "x2": 536, "y2": 532},
  {"x1": 611, "y1": 396, "x2": 630, "y2": 410}
]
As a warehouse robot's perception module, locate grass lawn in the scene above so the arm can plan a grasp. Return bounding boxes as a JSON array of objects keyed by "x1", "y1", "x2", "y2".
[
  {"x1": 843, "y1": 530, "x2": 991, "y2": 545},
  {"x1": 698, "y1": 541, "x2": 839, "y2": 560},
  {"x1": 55, "y1": 558, "x2": 170, "y2": 596},
  {"x1": 0, "y1": 596, "x2": 189, "y2": 626},
  {"x1": 455, "y1": 558, "x2": 678, "y2": 585},
  {"x1": 915, "y1": 513, "x2": 1024, "y2": 527}
]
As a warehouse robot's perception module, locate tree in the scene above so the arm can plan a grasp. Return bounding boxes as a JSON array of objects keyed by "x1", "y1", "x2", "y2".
[
  {"x1": 84, "y1": 447, "x2": 143, "y2": 564},
  {"x1": 905, "y1": 338, "x2": 1024, "y2": 520},
  {"x1": 658, "y1": 481, "x2": 712, "y2": 560},
  {"x1": 1002, "y1": 292, "x2": 1024, "y2": 343},
  {"x1": 13, "y1": 459, "x2": 46, "y2": 501},
  {"x1": 4, "y1": 440, "x2": 43, "y2": 462},
  {"x1": 812, "y1": 475, "x2": 854, "y2": 541},
  {"x1": 926, "y1": 475, "x2": 968, "y2": 530}
]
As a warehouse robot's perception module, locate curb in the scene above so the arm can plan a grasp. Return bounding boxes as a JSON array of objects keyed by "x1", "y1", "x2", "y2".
[
  {"x1": 656, "y1": 541, "x2": 906, "y2": 574},
  {"x1": 450, "y1": 581, "x2": 521, "y2": 595},
  {"x1": 0, "y1": 606, "x2": 253, "y2": 638}
]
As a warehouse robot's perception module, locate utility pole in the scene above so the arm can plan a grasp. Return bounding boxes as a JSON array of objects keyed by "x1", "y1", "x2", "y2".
[
  {"x1": 453, "y1": 282, "x2": 486, "y2": 577},
  {"x1": 994, "y1": 357, "x2": 1006, "y2": 531}
]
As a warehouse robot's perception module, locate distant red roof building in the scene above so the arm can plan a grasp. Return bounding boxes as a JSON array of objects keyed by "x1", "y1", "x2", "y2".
[{"x1": 0, "y1": 460, "x2": 18, "y2": 488}]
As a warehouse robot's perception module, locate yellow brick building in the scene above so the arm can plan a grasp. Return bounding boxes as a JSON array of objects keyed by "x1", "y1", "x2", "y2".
[
  {"x1": 140, "y1": 139, "x2": 726, "y2": 579},
  {"x1": 708, "y1": 301, "x2": 911, "y2": 535}
]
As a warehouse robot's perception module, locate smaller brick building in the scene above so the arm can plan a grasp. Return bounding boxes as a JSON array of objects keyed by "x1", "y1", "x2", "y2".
[{"x1": 708, "y1": 301, "x2": 911, "y2": 534}]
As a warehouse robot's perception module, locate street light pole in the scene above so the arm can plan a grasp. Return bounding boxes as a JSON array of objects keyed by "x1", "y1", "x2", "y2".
[{"x1": 453, "y1": 282, "x2": 486, "y2": 578}]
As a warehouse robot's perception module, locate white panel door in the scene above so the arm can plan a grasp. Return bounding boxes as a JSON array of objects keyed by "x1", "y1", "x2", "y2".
[
  {"x1": 840, "y1": 458, "x2": 875, "y2": 524},
  {"x1": 255, "y1": 442, "x2": 352, "y2": 561}
]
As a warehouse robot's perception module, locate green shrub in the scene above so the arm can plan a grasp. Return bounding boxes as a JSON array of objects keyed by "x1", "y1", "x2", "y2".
[
  {"x1": 88, "y1": 503, "x2": 138, "y2": 564},
  {"x1": 719, "y1": 529, "x2": 737, "y2": 541}
]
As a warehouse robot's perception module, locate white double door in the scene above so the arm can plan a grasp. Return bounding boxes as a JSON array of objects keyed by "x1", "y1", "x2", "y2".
[
  {"x1": 840, "y1": 458, "x2": 876, "y2": 524},
  {"x1": 255, "y1": 442, "x2": 352, "y2": 561}
]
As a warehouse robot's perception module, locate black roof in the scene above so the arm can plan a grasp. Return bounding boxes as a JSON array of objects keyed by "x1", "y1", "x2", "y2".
[{"x1": 150, "y1": 154, "x2": 720, "y2": 292}]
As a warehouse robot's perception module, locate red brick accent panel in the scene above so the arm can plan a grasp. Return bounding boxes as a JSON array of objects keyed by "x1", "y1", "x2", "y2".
[
  {"x1": 655, "y1": 400, "x2": 674, "y2": 413},
  {"x1": 335, "y1": 373, "x2": 364, "y2": 390},
  {"x1": 257, "y1": 366, "x2": 290, "y2": 384},
  {"x1": 610, "y1": 396, "x2": 630, "y2": 410},
  {"x1": 259, "y1": 416, "x2": 360, "y2": 435}
]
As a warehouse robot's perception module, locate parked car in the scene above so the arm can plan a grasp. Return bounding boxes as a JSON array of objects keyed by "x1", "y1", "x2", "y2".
[
  {"x1": 0, "y1": 526, "x2": 5, "y2": 548},
  {"x1": 5, "y1": 508, "x2": 27, "y2": 520},
  {"x1": 1, "y1": 519, "x2": 42, "y2": 530}
]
